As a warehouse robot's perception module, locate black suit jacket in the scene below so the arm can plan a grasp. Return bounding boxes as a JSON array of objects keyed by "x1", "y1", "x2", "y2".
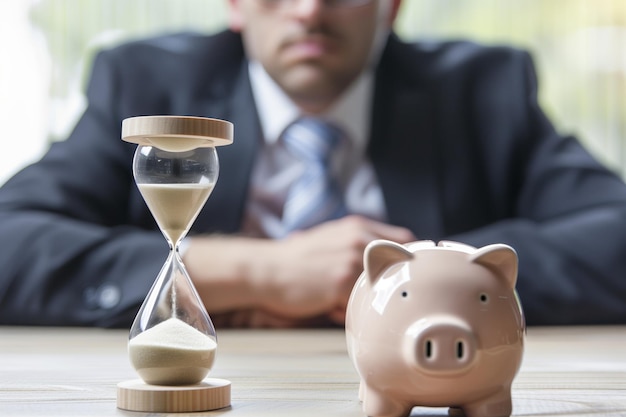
[{"x1": 1, "y1": 30, "x2": 625, "y2": 326}]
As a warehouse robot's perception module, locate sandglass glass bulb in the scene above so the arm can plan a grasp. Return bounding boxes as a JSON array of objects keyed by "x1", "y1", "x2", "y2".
[
  {"x1": 121, "y1": 115, "x2": 232, "y2": 387},
  {"x1": 128, "y1": 144, "x2": 218, "y2": 385}
]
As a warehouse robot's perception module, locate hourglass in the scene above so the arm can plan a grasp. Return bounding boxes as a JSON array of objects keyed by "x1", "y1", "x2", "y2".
[{"x1": 116, "y1": 115, "x2": 233, "y2": 413}]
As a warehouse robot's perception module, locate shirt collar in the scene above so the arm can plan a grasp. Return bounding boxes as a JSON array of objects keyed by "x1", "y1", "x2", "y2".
[{"x1": 248, "y1": 60, "x2": 373, "y2": 152}]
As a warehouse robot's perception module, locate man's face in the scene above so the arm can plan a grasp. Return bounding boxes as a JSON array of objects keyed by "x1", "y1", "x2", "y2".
[{"x1": 228, "y1": 0, "x2": 400, "y2": 112}]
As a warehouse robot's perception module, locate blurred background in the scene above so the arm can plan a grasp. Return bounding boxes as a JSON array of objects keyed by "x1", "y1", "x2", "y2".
[{"x1": 1, "y1": 0, "x2": 624, "y2": 184}]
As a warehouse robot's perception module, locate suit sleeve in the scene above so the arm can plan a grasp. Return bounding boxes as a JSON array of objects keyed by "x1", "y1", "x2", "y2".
[
  {"x1": 450, "y1": 50, "x2": 626, "y2": 325},
  {"x1": 0, "y1": 50, "x2": 168, "y2": 327}
]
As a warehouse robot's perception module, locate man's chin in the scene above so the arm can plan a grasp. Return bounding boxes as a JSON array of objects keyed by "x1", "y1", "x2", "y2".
[{"x1": 281, "y1": 68, "x2": 335, "y2": 97}]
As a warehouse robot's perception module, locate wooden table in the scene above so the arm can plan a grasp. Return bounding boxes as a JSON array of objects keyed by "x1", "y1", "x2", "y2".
[{"x1": 0, "y1": 326, "x2": 625, "y2": 416}]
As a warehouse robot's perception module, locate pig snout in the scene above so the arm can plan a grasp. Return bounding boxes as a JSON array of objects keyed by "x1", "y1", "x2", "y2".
[{"x1": 404, "y1": 316, "x2": 477, "y2": 375}]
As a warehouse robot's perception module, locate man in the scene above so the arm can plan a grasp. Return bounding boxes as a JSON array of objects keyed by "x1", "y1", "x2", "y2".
[{"x1": 0, "y1": 0, "x2": 625, "y2": 328}]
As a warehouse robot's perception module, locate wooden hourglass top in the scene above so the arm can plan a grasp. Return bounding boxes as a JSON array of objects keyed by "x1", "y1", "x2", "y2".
[{"x1": 122, "y1": 115, "x2": 233, "y2": 149}]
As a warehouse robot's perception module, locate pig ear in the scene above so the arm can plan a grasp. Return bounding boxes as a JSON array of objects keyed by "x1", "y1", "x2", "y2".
[
  {"x1": 469, "y1": 244, "x2": 518, "y2": 288},
  {"x1": 364, "y1": 239, "x2": 413, "y2": 285}
]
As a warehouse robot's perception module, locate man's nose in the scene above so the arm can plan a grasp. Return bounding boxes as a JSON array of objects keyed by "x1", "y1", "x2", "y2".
[{"x1": 288, "y1": 0, "x2": 325, "y2": 19}]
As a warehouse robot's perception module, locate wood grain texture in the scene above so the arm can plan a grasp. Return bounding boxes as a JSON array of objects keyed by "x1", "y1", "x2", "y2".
[
  {"x1": 0, "y1": 326, "x2": 625, "y2": 416},
  {"x1": 122, "y1": 115, "x2": 234, "y2": 147},
  {"x1": 117, "y1": 378, "x2": 230, "y2": 412}
]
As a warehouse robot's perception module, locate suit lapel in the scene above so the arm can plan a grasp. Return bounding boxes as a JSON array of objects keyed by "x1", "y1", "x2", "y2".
[
  {"x1": 193, "y1": 60, "x2": 261, "y2": 234},
  {"x1": 369, "y1": 37, "x2": 444, "y2": 240}
]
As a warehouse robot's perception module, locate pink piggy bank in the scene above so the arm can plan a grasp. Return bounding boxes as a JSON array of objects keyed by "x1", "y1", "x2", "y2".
[{"x1": 346, "y1": 240, "x2": 525, "y2": 417}]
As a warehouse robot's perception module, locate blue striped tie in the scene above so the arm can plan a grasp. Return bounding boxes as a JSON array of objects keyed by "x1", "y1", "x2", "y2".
[{"x1": 281, "y1": 118, "x2": 347, "y2": 234}]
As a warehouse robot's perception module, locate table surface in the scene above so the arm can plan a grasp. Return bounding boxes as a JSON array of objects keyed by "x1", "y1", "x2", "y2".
[{"x1": 0, "y1": 325, "x2": 625, "y2": 417}]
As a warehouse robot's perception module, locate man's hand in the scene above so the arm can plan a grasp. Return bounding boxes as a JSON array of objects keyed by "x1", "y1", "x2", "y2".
[{"x1": 251, "y1": 215, "x2": 415, "y2": 325}]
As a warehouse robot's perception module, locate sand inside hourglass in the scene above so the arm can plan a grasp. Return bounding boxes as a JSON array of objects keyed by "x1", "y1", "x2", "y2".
[
  {"x1": 137, "y1": 183, "x2": 214, "y2": 244},
  {"x1": 128, "y1": 318, "x2": 217, "y2": 385}
]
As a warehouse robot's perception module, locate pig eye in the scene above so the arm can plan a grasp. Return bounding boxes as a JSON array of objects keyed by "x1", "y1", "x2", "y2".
[
  {"x1": 479, "y1": 293, "x2": 489, "y2": 303},
  {"x1": 401, "y1": 291, "x2": 408, "y2": 298}
]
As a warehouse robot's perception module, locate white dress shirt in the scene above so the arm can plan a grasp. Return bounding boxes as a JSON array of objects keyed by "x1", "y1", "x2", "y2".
[{"x1": 242, "y1": 61, "x2": 387, "y2": 238}]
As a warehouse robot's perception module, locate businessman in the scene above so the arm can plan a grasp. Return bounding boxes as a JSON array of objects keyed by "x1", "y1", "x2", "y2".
[{"x1": 1, "y1": 0, "x2": 625, "y2": 327}]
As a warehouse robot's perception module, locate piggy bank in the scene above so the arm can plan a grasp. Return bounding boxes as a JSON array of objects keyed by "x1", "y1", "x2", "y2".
[{"x1": 346, "y1": 240, "x2": 525, "y2": 417}]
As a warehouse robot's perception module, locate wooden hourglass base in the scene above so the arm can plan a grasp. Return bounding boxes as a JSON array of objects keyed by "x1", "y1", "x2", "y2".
[{"x1": 117, "y1": 378, "x2": 231, "y2": 413}]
